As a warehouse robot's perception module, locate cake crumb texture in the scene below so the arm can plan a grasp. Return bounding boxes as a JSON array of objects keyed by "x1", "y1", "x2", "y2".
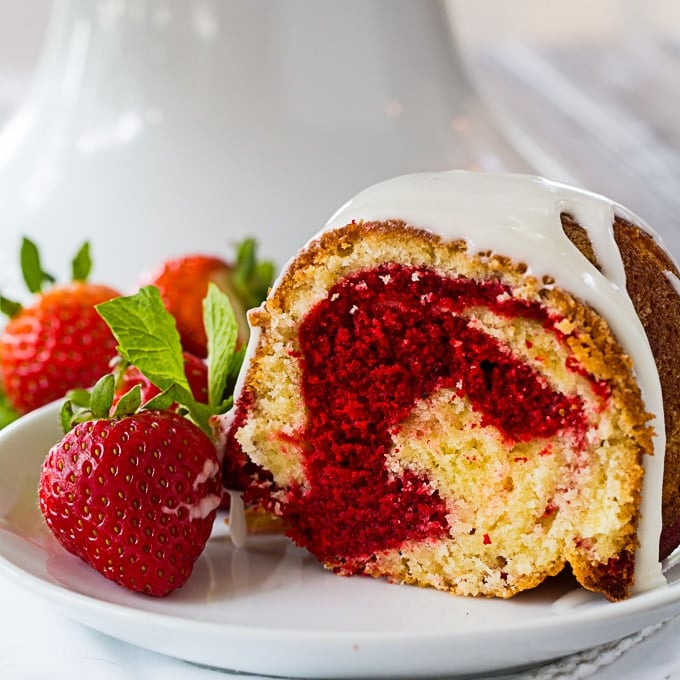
[{"x1": 232, "y1": 220, "x2": 657, "y2": 601}]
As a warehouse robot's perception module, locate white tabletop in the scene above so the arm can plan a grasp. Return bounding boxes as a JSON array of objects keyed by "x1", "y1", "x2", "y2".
[{"x1": 2, "y1": 567, "x2": 680, "y2": 679}]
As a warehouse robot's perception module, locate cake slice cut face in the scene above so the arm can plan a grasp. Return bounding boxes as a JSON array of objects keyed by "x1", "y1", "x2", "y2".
[{"x1": 224, "y1": 172, "x2": 674, "y2": 601}]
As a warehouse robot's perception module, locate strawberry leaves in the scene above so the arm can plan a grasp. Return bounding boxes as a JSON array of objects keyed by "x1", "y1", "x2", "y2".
[
  {"x1": 1, "y1": 238, "x2": 92, "y2": 319},
  {"x1": 71, "y1": 242, "x2": 93, "y2": 282},
  {"x1": 0, "y1": 386, "x2": 19, "y2": 429},
  {"x1": 60, "y1": 374, "x2": 117, "y2": 430},
  {"x1": 21, "y1": 237, "x2": 56, "y2": 294},
  {"x1": 0, "y1": 297, "x2": 21, "y2": 318},
  {"x1": 230, "y1": 237, "x2": 275, "y2": 310},
  {"x1": 0, "y1": 238, "x2": 121, "y2": 417},
  {"x1": 0, "y1": 237, "x2": 54, "y2": 318}
]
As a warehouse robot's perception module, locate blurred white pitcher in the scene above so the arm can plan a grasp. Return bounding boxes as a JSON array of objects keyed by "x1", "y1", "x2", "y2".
[{"x1": 0, "y1": 0, "x2": 528, "y2": 295}]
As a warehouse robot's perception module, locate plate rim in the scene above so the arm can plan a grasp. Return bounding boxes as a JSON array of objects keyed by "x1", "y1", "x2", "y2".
[{"x1": 1, "y1": 401, "x2": 680, "y2": 677}]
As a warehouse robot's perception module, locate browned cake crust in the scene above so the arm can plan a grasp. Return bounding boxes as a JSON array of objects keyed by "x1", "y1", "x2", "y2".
[{"x1": 562, "y1": 213, "x2": 680, "y2": 559}]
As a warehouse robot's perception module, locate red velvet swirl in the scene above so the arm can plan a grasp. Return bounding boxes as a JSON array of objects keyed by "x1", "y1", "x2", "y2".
[{"x1": 279, "y1": 265, "x2": 589, "y2": 562}]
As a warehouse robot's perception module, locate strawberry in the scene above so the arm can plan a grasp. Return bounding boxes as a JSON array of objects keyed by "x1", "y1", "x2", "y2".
[
  {"x1": 39, "y1": 404, "x2": 221, "y2": 596},
  {"x1": 139, "y1": 239, "x2": 274, "y2": 358},
  {"x1": 0, "y1": 239, "x2": 120, "y2": 415},
  {"x1": 39, "y1": 284, "x2": 242, "y2": 596}
]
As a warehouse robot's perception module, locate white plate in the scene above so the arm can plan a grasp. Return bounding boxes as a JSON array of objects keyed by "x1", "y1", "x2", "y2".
[{"x1": 1, "y1": 403, "x2": 680, "y2": 678}]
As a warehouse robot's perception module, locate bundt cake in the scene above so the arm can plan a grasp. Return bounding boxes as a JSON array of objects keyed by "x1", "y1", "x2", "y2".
[{"x1": 218, "y1": 171, "x2": 680, "y2": 601}]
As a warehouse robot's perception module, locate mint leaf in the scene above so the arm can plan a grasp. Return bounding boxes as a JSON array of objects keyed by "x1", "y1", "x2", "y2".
[
  {"x1": 95, "y1": 280, "x2": 245, "y2": 437},
  {"x1": 20, "y1": 237, "x2": 55, "y2": 294},
  {"x1": 204, "y1": 283, "x2": 238, "y2": 407},
  {"x1": 228, "y1": 345, "x2": 247, "y2": 383},
  {"x1": 71, "y1": 241, "x2": 92, "y2": 282},
  {"x1": 96, "y1": 286, "x2": 192, "y2": 399},
  {"x1": 95, "y1": 286, "x2": 214, "y2": 432},
  {"x1": 142, "y1": 384, "x2": 182, "y2": 412},
  {"x1": 186, "y1": 400, "x2": 216, "y2": 430}
]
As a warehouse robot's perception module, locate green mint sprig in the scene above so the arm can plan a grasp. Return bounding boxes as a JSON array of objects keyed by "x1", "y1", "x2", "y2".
[
  {"x1": 70, "y1": 283, "x2": 241, "y2": 437},
  {"x1": 97, "y1": 285, "x2": 191, "y2": 398}
]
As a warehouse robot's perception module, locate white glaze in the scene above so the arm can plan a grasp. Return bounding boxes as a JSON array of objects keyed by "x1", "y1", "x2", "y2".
[
  {"x1": 667, "y1": 271, "x2": 680, "y2": 297},
  {"x1": 160, "y1": 493, "x2": 221, "y2": 521},
  {"x1": 227, "y1": 490, "x2": 248, "y2": 548},
  {"x1": 551, "y1": 588, "x2": 601, "y2": 613},
  {"x1": 192, "y1": 458, "x2": 220, "y2": 490},
  {"x1": 160, "y1": 454, "x2": 222, "y2": 521},
  {"x1": 228, "y1": 171, "x2": 674, "y2": 593}
]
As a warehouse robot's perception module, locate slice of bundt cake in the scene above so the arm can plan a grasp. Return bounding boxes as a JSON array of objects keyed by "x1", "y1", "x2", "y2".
[{"x1": 219, "y1": 171, "x2": 679, "y2": 601}]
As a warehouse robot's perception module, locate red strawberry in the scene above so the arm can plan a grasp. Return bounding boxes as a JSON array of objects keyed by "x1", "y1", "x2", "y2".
[
  {"x1": 39, "y1": 283, "x2": 242, "y2": 595},
  {"x1": 139, "y1": 239, "x2": 274, "y2": 358},
  {"x1": 38, "y1": 283, "x2": 242, "y2": 595},
  {"x1": 140, "y1": 255, "x2": 245, "y2": 358},
  {"x1": 0, "y1": 239, "x2": 120, "y2": 415},
  {"x1": 39, "y1": 408, "x2": 221, "y2": 596},
  {"x1": 112, "y1": 352, "x2": 209, "y2": 408}
]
